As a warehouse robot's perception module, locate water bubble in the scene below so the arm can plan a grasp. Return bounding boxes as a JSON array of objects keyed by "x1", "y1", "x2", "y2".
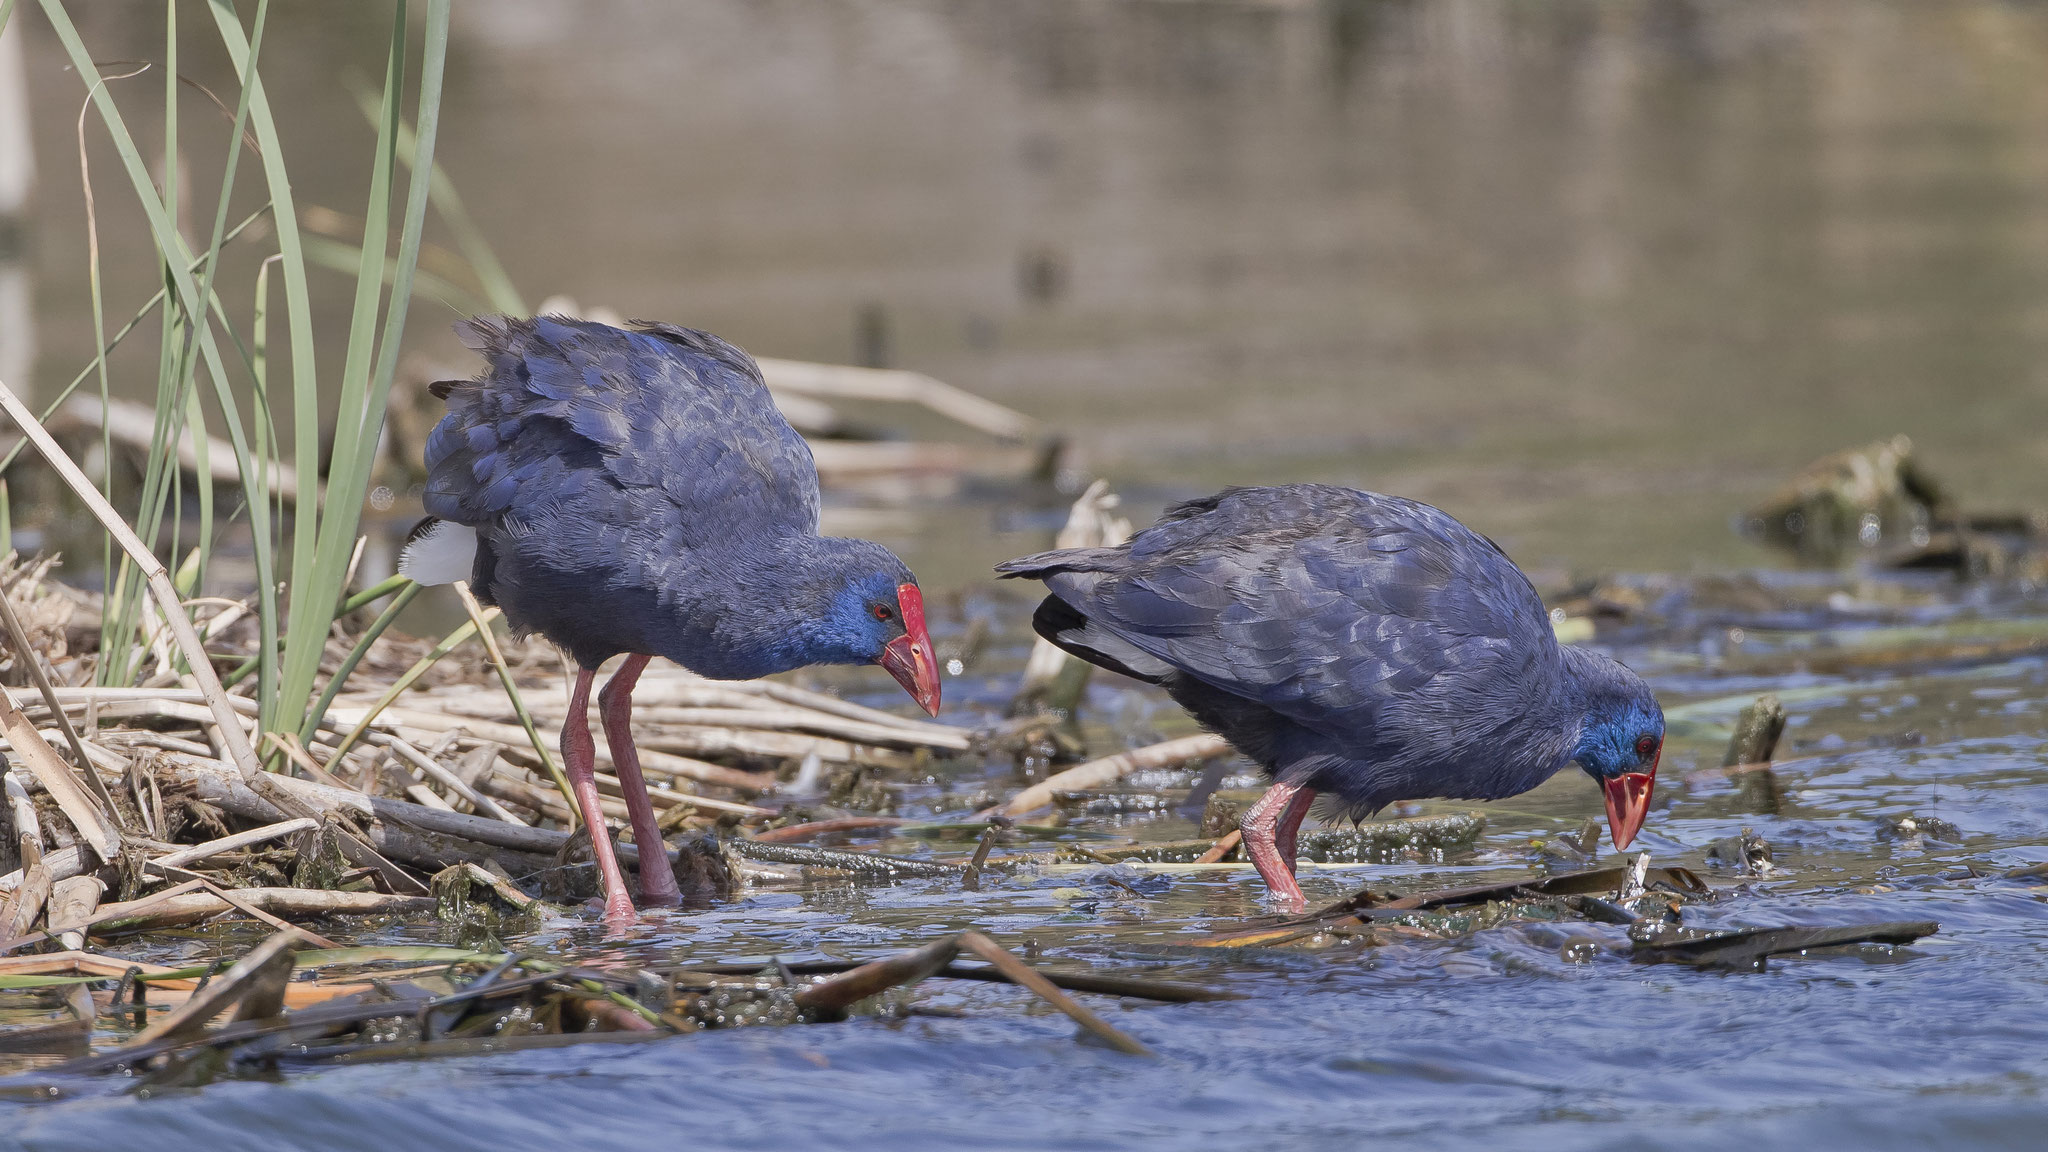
[
  {"x1": 1559, "y1": 936, "x2": 1603, "y2": 964},
  {"x1": 945, "y1": 658, "x2": 964, "y2": 676},
  {"x1": 1858, "y1": 513, "x2": 1882, "y2": 546}
]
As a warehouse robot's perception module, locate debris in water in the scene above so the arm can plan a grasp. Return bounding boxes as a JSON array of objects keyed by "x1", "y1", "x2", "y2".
[
  {"x1": 1723, "y1": 693, "x2": 1787, "y2": 767},
  {"x1": 1294, "y1": 812, "x2": 1488, "y2": 864},
  {"x1": 1740, "y1": 436, "x2": 1945, "y2": 564},
  {"x1": 1740, "y1": 435, "x2": 2047, "y2": 576},
  {"x1": 1631, "y1": 920, "x2": 1939, "y2": 971},
  {"x1": 1615, "y1": 851, "x2": 1652, "y2": 904},
  {"x1": 1704, "y1": 829, "x2": 1775, "y2": 876},
  {"x1": 1540, "y1": 818, "x2": 1603, "y2": 867},
  {"x1": 1186, "y1": 861, "x2": 1713, "y2": 949},
  {"x1": 1046, "y1": 812, "x2": 1484, "y2": 865},
  {"x1": 0, "y1": 922, "x2": 1176, "y2": 1080},
  {"x1": 727, "y1": 838, "x2": 966, "y2": 879},
  {"x1": 1877, "y1": 814, "x2": 1963, "y2": 846}
]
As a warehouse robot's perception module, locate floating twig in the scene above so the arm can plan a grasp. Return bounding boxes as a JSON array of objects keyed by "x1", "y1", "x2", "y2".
[
  {"x1": 956, "y1": 932, "x2": 1151, "y2": 1057},
  {"x1": 729, "y1": 839, "x2": 965, "y2": 878},
  {"x1": 1632, "y1": 921, "x2": 1939, "y2": 971}
]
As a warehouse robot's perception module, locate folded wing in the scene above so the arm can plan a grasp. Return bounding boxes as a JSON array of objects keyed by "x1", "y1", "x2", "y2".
[{"x1": 423, "y1": 316, "x2": 821, "y2": 543}]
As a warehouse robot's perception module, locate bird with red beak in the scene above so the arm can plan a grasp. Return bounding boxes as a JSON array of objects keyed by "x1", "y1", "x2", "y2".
[
  {"x1": 998, "y1": 484, "x2": 1665, "y2": 912},
  {"x1": 1576, "y1": 696, "x2": 1663, "y2": 852},
  {"x1": 876, "y1": 582, "x2": 941, "y2": 717},
  {"x1": 403, "y1": 315, "x2": 942, "y2": 924}
]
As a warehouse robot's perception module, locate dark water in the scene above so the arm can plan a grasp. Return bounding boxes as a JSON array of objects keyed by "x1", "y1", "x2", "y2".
[{"x1": 6, "y1": 1, "x2": 2048, "y2": 1149}]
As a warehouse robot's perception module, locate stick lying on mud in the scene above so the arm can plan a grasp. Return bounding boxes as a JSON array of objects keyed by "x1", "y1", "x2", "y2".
[{"x1": 988, "y1": 733, "x2": 1233, "y2": 819}]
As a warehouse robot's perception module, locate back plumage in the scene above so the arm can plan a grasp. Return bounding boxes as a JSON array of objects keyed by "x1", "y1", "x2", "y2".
[
  {"x1": 999, "y1": 485, "x2": 1579, "y2": 816},
  {"x1": 401, "y1": 315, "x2": 825, "y2": 671}
]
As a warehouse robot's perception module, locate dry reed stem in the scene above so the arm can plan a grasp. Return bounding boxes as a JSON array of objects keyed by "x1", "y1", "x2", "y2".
[
  {"x1": 0, "y1": 376, "x2": 264, "y2": 780},
  {"x1": 186, "y1": 877, "x2": 342, "y2": 949},
  {"x1": 0, "y1": 878, "x2": 206, "y2": 954},
  {"x1": 756, "y1": 357, "x2": 1038, "y2": 441},
  {"x1": 990, "y1": 733, "x2": 1232, "y2": 819},
  {"x1": 145, "y1": 817, "x2": 318, "y2": 871},
  {"x1": 0, "y1": 688, "x2": 120, "y2": 860},
  {"x1": 373, "y1": 730, "x2": 526, "y2": 825},
  {"x1": 46, "y1": 875, "x2": 104, "y2": 951},
  {"x1": 97, "y1": 889, "x2": 434, "y2": 933},
  {"x1": 0, "y1": 578, "x2": 122, "y2": 823}
]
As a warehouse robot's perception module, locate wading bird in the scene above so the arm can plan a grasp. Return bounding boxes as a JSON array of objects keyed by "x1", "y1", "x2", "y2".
[
  {"x1": 403, "y1": 316, "x2": 940, "y2": 921},
  {"x1": 999, "y1": 484, "x2": 1661, "y2": 911}
]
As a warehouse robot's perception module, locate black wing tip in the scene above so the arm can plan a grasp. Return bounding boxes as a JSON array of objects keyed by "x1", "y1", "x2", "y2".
[
  {"x1": 1029, "y1": 593, "x2": 1085, "y2": 640},
  {"x1": 1029, "y1": 595, "x2": 1171, "y2": 686}
]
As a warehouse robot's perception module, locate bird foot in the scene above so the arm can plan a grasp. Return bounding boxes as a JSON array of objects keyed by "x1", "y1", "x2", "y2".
[
  {"x1": 1262, "y1": 876, "x2": 1308, "y2": 914},
  {"x1": 599, "y1": 894, "x2": 638, "y2": 927}
]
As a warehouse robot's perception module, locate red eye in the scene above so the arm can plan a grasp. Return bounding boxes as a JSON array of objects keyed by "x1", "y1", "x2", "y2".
[
  {"x1": 1636, "y1": 735, "x2": 1659, "y2": 759},
  {"x1": 872, "y1": 604, "x2": 893, "y2": 622}
]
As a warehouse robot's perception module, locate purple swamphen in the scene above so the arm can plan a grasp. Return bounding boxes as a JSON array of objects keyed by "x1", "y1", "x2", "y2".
[
  {"x1": 401, "y1": 316, "x2": 940, "y2": 920},
  {"x1": 998, "y1": 484, "x2": 1662, "y2": 910}
]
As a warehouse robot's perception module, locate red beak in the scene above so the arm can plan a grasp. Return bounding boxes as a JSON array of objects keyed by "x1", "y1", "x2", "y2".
[
  {"x1": 1602, "y1": 760, "x2": 1658, "y2": 851},
  {"x1": 877, "y1": 582, "x2": 941, "y2": 717}
]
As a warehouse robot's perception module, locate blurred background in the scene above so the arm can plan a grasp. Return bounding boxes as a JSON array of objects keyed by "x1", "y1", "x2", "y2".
[{"x1": 6, "y1": 0, "x2": 2048, "y2": 590}]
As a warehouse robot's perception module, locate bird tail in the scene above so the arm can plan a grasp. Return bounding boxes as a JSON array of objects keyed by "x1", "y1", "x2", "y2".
[
  {"x1": 993, "y1": 547, "x2": 1122, "y2": 579},
  {"x1": 397, "y1": 518, "x2": 478, "y2": 586},
  {"x1": 1030, "y1": 595, "x2": 1175, "y2": 685}
]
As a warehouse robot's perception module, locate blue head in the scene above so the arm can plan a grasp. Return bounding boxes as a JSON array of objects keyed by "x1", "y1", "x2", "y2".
[
  {"x1": 779, "y1": 538, "x2": 940, "y2": 715},
  {"x1": 1565, "y1": 651, "x2": 1664, "y2": 850}
]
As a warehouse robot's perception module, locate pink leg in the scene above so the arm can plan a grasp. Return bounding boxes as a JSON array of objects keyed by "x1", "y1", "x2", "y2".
[
  {"x1": 1241, "y1": 781, "x2": 1315, "y2": 911},
  {"x1": 1274, "y1": 786, "x2": 1316, "y2": 877},
  {"x1": 598, "y1": 653, "x2": 680, "y2": 907},
  {"x1": 564, "y1": 667, "x2": 635, "y2": 923}
]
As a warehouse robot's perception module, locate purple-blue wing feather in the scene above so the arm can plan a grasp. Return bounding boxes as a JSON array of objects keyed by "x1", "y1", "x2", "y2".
[
  {"x1": 999, "y1": 486, "x2": 1553, "y2": 744},
  {"x1": 424, "y1": 315, "x2": 820, "y2": 542}
]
